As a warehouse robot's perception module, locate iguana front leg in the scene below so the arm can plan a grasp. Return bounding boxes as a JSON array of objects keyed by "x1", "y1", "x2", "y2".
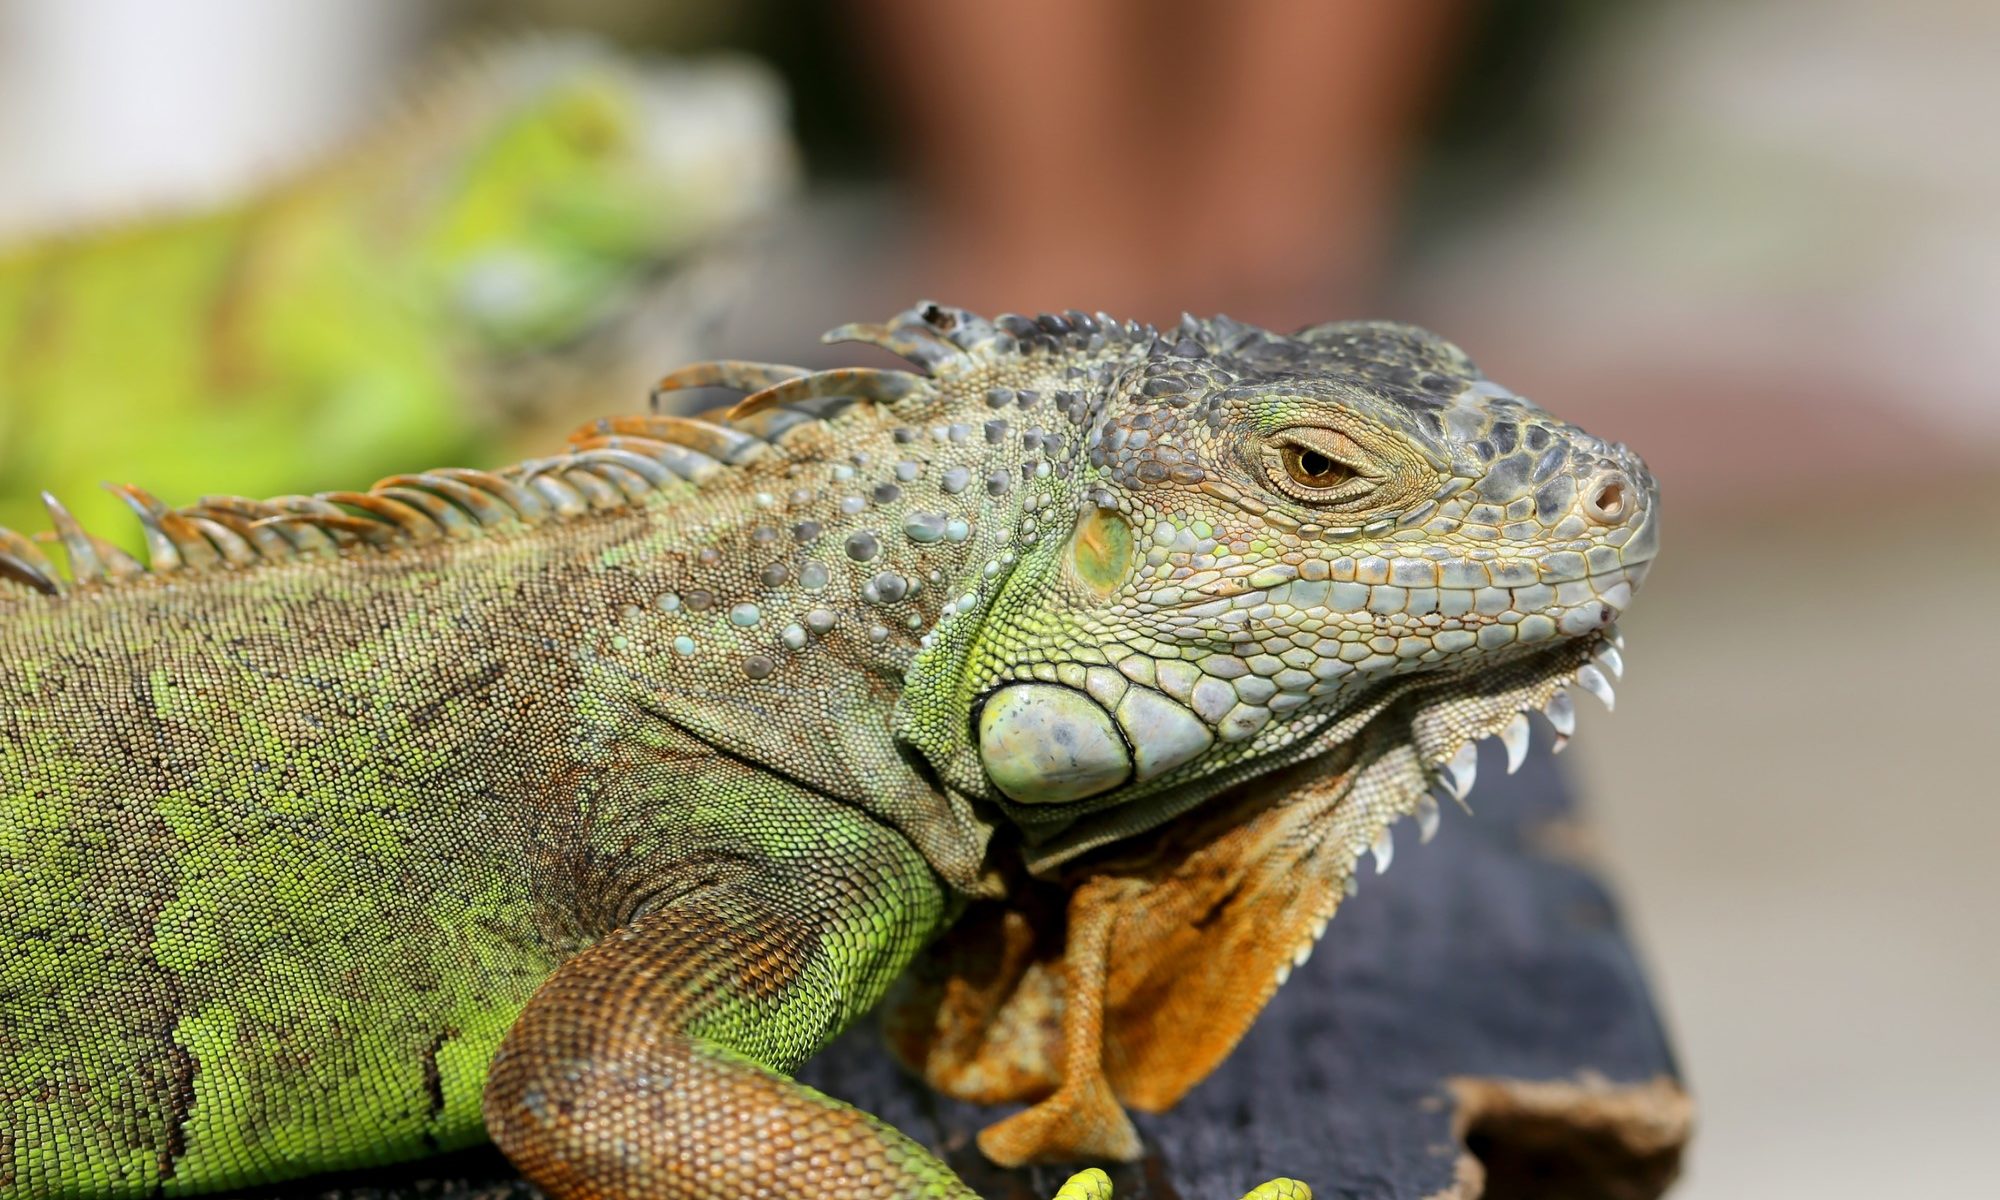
[
  {"x1": 481, "y1": 825, "x2": 968, "y2": 1200},
  {"x1": 481, "y1": 826, "x2": 1304, "y2": 1200},
  {"x1": 891, "y1": 751, "x2": 1385, "y2": 1179},
  {"x1": 978, "y1": 876, "x2": 1144, "y2": 1166}
]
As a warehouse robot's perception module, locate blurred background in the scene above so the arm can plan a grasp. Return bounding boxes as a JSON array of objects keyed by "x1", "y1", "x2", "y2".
[{"x1": 2, "y1": 0, "x2": 1993, "y2": 1195}]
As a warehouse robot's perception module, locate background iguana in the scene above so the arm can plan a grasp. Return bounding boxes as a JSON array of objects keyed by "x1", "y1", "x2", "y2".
[
  {"x1": 0, "y1": 35, "x2": 796, "y2": 552},
  {"x1": 0, "y1": 302, "x2": 1658, "y2": 1199}
]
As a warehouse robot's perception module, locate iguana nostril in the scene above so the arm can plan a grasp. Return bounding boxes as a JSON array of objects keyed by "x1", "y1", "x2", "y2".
[{"x1": 1584, "y1": 475, "x2": 1631, "y2": 524}]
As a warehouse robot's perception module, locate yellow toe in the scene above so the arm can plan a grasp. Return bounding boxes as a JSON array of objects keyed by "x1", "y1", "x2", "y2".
[
  {"x1": 1242, "y1": 1179, "x2": 1311, "y2": 1200},
  {"x1": 1052, "y1": 1167, "x2": 1114, "y2": 1200}
]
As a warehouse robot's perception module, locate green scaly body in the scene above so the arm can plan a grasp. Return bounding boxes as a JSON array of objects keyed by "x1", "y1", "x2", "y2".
[
  {"x1": 1, "y1": 415, "x2": 961, "y2": 1195},
  {"x1": 1, "y1": 303, "x2": 1659, "y2": 1200}
]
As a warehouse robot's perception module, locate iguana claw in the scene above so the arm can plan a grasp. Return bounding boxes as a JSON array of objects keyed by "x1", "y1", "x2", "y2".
[{"x1": 1050, "y1": 1168, "x2": 1311, "y2": 1200}]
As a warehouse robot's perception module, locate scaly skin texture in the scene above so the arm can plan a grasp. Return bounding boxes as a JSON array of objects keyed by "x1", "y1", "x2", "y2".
[
  {"x1": 0, "y1": 302, "x2": 1658, "y2": 1199},
  {"x1": 0, "y1": 37, "x2": 794, "y2": 549}
]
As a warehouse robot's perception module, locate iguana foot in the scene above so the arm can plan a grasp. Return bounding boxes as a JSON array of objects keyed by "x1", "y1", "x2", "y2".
[
  {"x1": 1050, "y1": 1169, "x2": 1312, "y2": 1200},
  {"x1": 978, "y1": 1063, "x2": 1142, "y2": 1164},
  {"x1": 979, "y1": 879, "x2": 1142, "y2": 1165}
]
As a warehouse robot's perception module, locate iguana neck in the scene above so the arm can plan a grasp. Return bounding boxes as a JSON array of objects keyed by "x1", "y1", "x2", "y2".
[{"x1": 550, "y1": 398, "x2": 1043, "y2": 698}]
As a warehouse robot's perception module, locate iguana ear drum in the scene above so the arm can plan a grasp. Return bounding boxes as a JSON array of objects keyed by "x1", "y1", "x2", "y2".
[
  {"x1": 1066, "y1": 506, "x2": 1134, "y2": 598},
  {"x1": 977, "y1": 683, "x2": 1131, "y2": 803}
]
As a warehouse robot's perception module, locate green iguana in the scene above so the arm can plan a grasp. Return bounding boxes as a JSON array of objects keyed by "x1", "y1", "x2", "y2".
[
  {"x1": 0, "y1": 302, "x2": 1658, "y2": 1200},
  {"x1": 0, "y1": 36, "x2": 796, "y2": 551}
]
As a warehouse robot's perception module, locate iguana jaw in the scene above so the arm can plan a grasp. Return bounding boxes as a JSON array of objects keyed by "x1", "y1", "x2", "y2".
[
  {"x1": 1145, "y1": 621, "x2": 1637, "y2": 1083},
  {"x1": 1010, "y1": 585, "x2": 1644, "y2": 876}
]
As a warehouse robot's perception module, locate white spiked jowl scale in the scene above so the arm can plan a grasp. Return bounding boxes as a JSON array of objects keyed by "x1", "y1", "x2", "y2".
[{"x1": 1499, "y1": 712, "x2": 1531, "y2": 774}]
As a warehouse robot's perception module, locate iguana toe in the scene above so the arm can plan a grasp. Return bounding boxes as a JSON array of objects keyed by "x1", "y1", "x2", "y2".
[
  {"x1": 1052, "y1": 1167, "x2": 1114, "y2": 1199},
  {"x1": 1046, "y1": 1168, "x2": 1310, "y2": 1200}
]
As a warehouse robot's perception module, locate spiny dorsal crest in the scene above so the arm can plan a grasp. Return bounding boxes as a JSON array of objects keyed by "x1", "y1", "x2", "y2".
[{"x1": 0, "y1": 301, "x2": 1171, "y2": 600}]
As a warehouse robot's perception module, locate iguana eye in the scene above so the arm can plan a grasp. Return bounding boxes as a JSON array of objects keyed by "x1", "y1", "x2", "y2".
[
  {"x1": 1261, "y1": 430, "x2": 1380, "y2": 505},
  {"x1": 1281, "y1": 446, "x2": 1355, "y2": 489}
]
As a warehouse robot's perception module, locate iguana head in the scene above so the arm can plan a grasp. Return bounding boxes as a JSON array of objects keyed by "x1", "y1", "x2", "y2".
[
  {"x1": 892, "y1": 307, "x2": 1657, "y2": 871},
  {"x1": 407, "y1": 38, "x2": 797, "y2": 351},
  {"x1": 868, "y1": 305, "x2": 1658, "y2": 1144}
]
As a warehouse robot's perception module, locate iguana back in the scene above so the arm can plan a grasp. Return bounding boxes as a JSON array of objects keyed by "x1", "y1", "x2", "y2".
[{"x1": 1, "y1": 538, "x2": 563, "y2": 1189}]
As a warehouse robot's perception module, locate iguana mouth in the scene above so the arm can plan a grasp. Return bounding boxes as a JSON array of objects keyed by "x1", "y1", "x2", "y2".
[{"x1": 1407, "y1": 620, "x2": 1628, "y2": 790}]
